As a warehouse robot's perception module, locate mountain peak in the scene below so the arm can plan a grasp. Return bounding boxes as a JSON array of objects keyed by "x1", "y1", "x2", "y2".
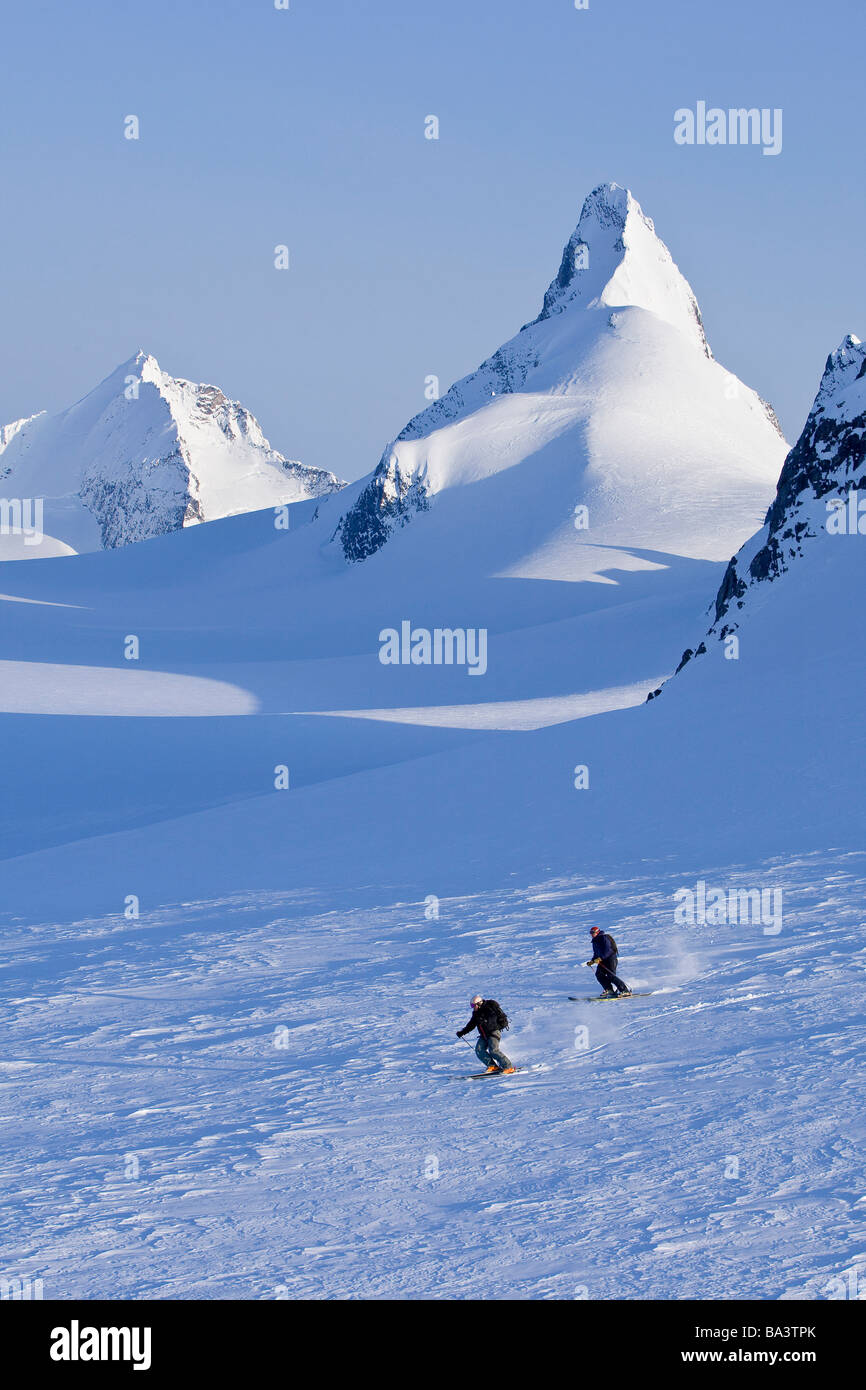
[
  {"x1": 0, "y1": 353, "x2": 344, "y2": 558},
  {"x1": 535, "y1": 182, "x2": 710, "y2": 355},
  {"x1": 818, "y1": 333, "x2": 865, "y2": 410},
  {"x1": 134, "y1": 350, "x2": 161, "y2": 382},
  {"x1": 832, "y1": 332, "x2": 862, "y2": 353},
  {"x1": 330, "y1": 183, "x2": 785, "y2": 565},
  {"x1": 106, "y1": 350, "x2": 162, "y2": 387}
]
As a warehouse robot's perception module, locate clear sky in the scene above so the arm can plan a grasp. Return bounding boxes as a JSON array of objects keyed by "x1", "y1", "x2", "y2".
[{"x1": 1, "y1": 0, "x2": 863, "y2": 481}]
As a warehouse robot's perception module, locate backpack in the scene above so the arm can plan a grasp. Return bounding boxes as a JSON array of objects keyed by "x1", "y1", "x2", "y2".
[
  {"x1": 487, "y1": 999, "x2": 509, "y2": 1031},
  {"x1": 606, "y1": 934, "x2": 618, "y2": 954}
]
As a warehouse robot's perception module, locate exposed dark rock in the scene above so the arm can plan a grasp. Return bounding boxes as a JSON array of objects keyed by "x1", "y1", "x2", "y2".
[{"x1": 334, "y1": 457, "x2": 431, "y2": 563}]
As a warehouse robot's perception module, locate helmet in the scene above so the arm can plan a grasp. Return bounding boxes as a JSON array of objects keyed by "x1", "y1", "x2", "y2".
[
  {"x1": 590, "y1": 926, "x2": 601, "y2": 936},
  {"x1": 470, "y1": 994, "x2": 483, "y2": 1006}
]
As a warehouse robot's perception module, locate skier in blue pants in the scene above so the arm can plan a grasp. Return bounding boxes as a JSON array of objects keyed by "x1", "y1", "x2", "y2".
[
  {"x1": 456, "y1": 995, "x2": 515, "y2": 1073},
  {"x1": 587, "y1": 926, "x2": 631, "y2": 996}
]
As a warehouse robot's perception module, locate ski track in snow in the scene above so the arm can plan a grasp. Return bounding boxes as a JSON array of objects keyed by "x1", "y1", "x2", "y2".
[{"x1": 1, "y1": 850, "x2": 865, "y2": 1301}]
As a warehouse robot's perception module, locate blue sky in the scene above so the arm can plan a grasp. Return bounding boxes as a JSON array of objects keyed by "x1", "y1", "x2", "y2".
[{"x1": 1, "y1": 0, "x2": 862, "y2": 480}]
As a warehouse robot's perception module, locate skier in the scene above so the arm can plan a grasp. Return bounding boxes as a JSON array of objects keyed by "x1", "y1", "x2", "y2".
[
  {"x1": 456, "y1": 994, "x2": 516, "y2": 1073},
  {"x1": 586, "y1": 925, "x2": 631, "y2": 997}
]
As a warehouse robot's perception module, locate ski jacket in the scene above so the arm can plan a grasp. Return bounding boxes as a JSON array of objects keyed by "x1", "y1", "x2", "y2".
[
  {"x1": 591, "y1": 932, "x2": 617, "y2": 962},
  {"x1": 458, "y1": 1000, "x2": 506, "y2": 1039}
]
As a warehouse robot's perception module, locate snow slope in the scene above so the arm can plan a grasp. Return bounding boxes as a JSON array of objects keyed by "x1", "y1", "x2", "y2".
[
  {"x1": 0, "y1": 528, "x2": 863, "y2": 1302},
  {"x1": 0, "y1": 352, "x2": 343, "y2": 559},
  {"x1": 2, "y1": 852, "x2": 864, "y2": 1301}
]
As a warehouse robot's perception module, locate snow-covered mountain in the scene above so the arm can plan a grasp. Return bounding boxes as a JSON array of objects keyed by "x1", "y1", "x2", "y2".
[
  {"x1": 669, "y1": 332, "x2": 866, "y2": 677},
  {"x1": 327, "y1": 182, "x2": 787, "y2": 573},
  {"x1": 0, "y1": 351, "x2": 343, "y2": 559}
]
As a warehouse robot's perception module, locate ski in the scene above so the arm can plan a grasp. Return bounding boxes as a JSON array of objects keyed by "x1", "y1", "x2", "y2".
[
  {"x1": 567, "y1": 992, "x2": 653, "y2": 1001},
  {"x1": 460, "y1": 1068, "x2": 525, "y2": 1079}
]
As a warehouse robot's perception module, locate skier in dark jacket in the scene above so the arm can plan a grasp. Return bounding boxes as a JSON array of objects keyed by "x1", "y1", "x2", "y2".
[
  {"x1": 457, "y1": 995, "x2": 515, "y2": 1073},
  {"x1": 587, "y1": 926, "x2": 631, "y2": 997}
]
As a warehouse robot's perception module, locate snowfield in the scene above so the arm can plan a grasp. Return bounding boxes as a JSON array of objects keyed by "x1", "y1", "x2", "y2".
[{"x1": 2, "y1": 851, "x2": 865, "y2": 1301}]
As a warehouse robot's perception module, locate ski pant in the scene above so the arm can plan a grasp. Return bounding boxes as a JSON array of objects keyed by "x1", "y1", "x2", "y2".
[
  {"x1": 596, "y1": 957, "x2": 629, "y2": 994},
  {"x1": 475, "y1": 1031, "x2": 512, "y2": 1070}
]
